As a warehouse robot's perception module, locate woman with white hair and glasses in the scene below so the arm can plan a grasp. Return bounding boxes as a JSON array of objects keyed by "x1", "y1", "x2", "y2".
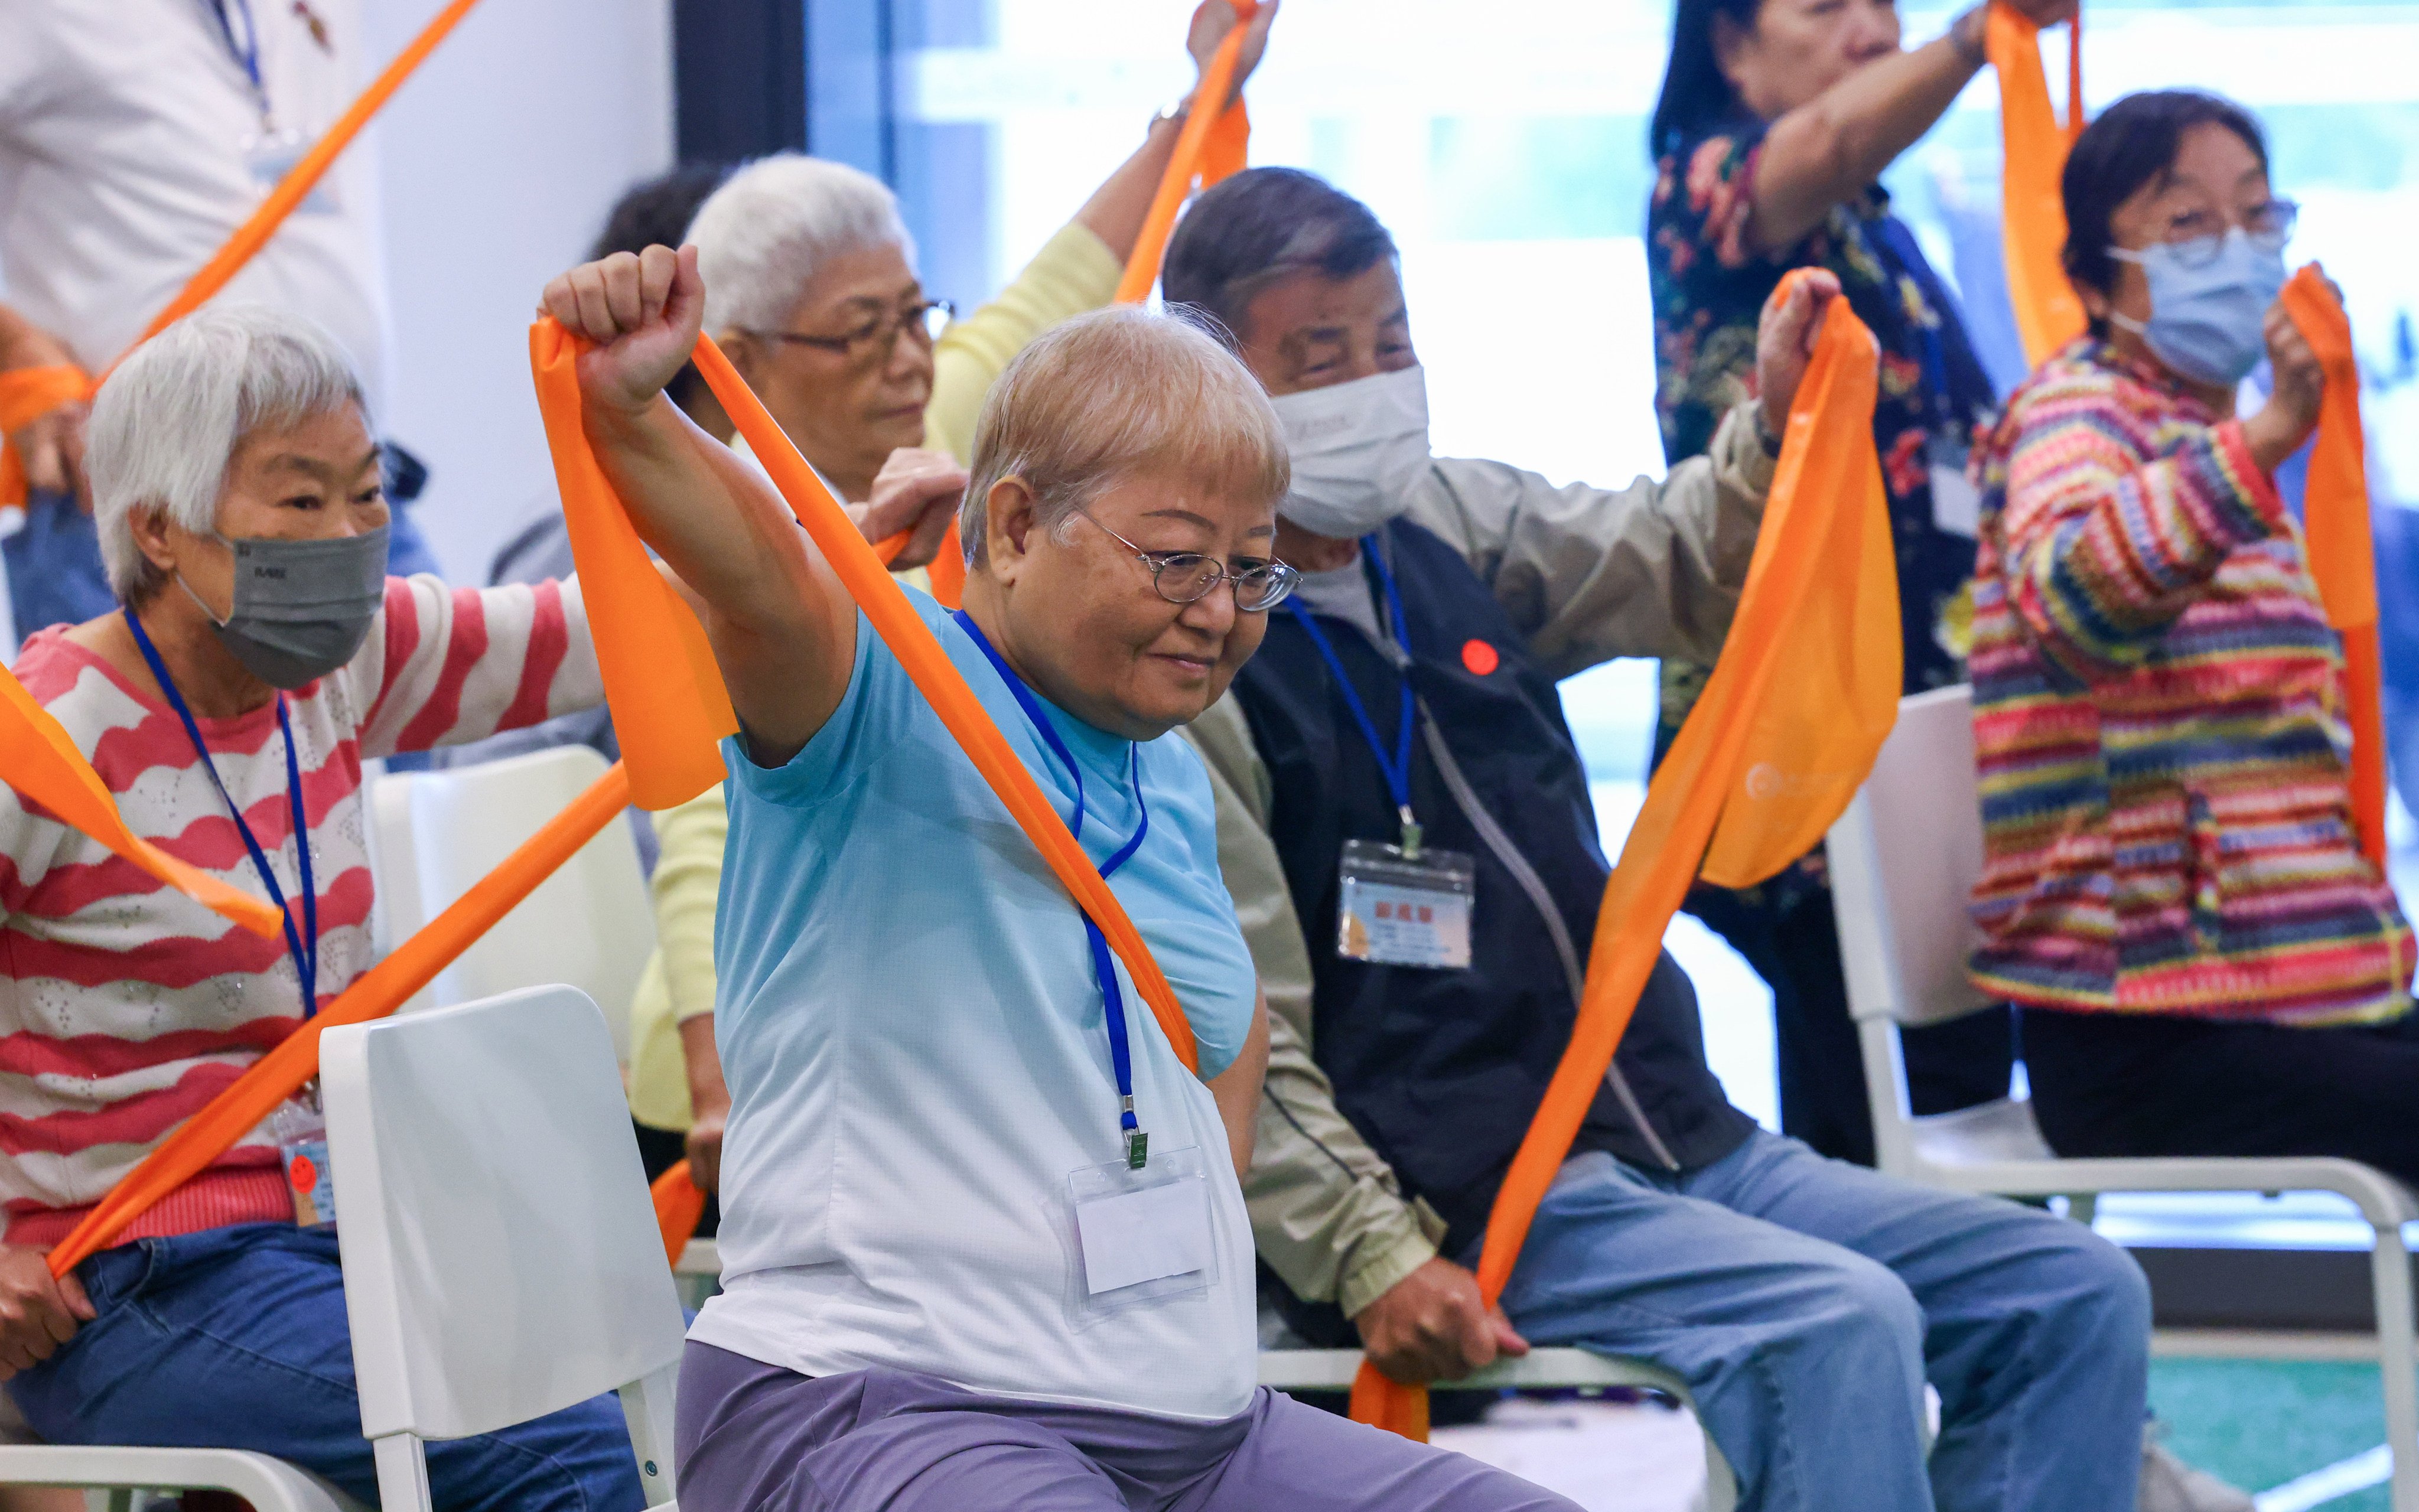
[
  {"x1": 0, "y1": 305, "x2": 644, "y2": 1507},
  {"x1": 547, "y1": 243, "x2": 1574, "y2": 1511},
  {"x1": 623, "y1": 0, "x2": 1282, "y2": 1202}
]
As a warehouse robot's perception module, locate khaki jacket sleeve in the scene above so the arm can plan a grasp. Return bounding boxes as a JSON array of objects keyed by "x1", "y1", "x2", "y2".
[
  {"x1": 923, "y1": 221, "x2": 1124, "y2": 464},
  {"x1": 1180, "y1": 694, "x2": 1447, "y2": 1319},
  {"x1": 1404, "y1": 401, "x2": 1777, "y2": 679}
]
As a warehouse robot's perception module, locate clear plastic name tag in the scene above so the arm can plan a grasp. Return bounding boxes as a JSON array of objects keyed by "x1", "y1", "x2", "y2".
[
  {"x1": 272, "y1": 1089, "x2": 336, "y2": 1228},
  {"x1": 1066, "y1": 1143, "x2": 1216, "y2": 1320},
  {"x1": 1929, "y1": 435, "x2": 1982, "y2": 538},
  {"x1": 1337, "y1": 838, "x2": 1474, "y2": 969},
  {"x1": 242, "y1": 127, "x2": 337, "y2": 213}
]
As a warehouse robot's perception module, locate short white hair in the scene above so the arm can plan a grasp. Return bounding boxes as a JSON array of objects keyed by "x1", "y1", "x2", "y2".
[
  {"x1": 87, "y1": 304, "x2": 366, "y2": 602},
  {"x1": 688, "y1": 153, "x2": 917, "y2": 334}
]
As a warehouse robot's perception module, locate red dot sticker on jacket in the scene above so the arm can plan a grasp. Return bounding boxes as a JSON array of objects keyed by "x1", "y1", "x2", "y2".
[{"x1": 1461, "y1": 638, "x2": 1500, "y2": 676}]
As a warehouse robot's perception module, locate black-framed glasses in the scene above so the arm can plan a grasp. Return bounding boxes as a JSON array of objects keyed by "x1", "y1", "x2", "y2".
[
  {"x1": 1078, "y1": 510, "x2": 1301, "y2": 612},
  {"x1": 2154, "y1": 198, "x2": 2300, "y2": 264},
  {"x1": 751, "y1": 299, "x2": 955, "y2": 364}
]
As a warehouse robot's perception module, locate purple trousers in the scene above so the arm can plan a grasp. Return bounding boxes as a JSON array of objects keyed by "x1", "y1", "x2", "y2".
[{"x1": 675, "y1": 1343, "x2": 1577, "y2": 1511}]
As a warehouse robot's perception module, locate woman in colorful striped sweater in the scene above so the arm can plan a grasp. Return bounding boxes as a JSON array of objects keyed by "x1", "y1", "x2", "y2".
[
  {"x1": 1968, "y1": 90, "x2": 2417, "y2": 1183},
  {"x1": 0, "y1": 305, "x2": 642, "y2": 1508}
]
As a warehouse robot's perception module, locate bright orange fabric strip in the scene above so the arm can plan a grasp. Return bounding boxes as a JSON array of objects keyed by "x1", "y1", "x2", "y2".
[
  {"x1": 1354, "y1": 281, "x2": 1897, "y2": 1435},
  {"x1": 0, "y1": 364, "x2": 97, "y2": 511},
  {"x1": 529, "y1": 322, "x2": 739, "y2": 810},
  {"x1": 2281, "y1": 263, "x2": 2387, "y2": 867},
  {"x1": 681, "y1": 332, "x2": 1201, "y2": 1074},
  {"x1": 2066, "y1": 10, "x2": 2085, "y2": 145},
  {"x1": 0, "y1": 664, "x2": 284, "y2": 938},
  {"x1": 48, "y1": 762, "x2": 634, "y2": 1277},
  {"x1": 1990, "y1": 3, "x2": 2088, "y2": 367},
  {"x1": 927, "y1": 523, "x2": 969, "y2": 609},
  {"x1": 1114, "y1": 1, "x2": 1258, "y2": 305},
  {"x1": 652, "y1": 1159, "x2": 709, "y2": 1270}
]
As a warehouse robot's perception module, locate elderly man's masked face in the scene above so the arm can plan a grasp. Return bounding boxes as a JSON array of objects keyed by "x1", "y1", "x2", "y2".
[{"x1": 1233, "y1": 259, "x2": 1432, "y2": 540}]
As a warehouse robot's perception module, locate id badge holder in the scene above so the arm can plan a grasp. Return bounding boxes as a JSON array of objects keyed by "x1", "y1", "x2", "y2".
[
  {"x1": 272, "y1": 1083, "x2": 337, "y2": 1227},
  {"x1": 242, "y1": 126, "x2": 337, "y2": 213},
  {"x1": 1337, "y1": 837, "x2": 1474, "y2": 969},
  {"x1": 1928, "y1": 434, "x2": 1982, "y2": 539},
  {"x1": 1064, "y1": 1144, "x2": 1216, "y2": 1324}
]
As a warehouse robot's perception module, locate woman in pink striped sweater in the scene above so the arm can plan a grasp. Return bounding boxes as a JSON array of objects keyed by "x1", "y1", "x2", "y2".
[
  {"x1": 0, "y1": 305, "x2": 643, "y2": 1508},
  {"x1": 1967, "y1": 91, "x2": 2418, "y2": 1184}
]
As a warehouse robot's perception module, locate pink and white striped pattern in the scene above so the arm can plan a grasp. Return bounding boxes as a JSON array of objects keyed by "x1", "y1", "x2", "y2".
[{"x1": 0, "y1": 574, "x2": 598, "y2": 1247}]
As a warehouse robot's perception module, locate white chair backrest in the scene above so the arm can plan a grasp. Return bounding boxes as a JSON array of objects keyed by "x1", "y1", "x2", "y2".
[
  {"x1": 322, "y1": 985, "x2": 686, "y2": 1443},
  {"x1": 366, "y1": 746, "x2": 653, "y2": 1060},
  {"x1": 1825, "y1": 685, "x2": 1994, "y2": 1028}
]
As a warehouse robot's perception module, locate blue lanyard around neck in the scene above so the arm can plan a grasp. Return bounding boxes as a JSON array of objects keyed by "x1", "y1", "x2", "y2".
[
  {"x1": 206, "y1": 0, "x2": 270, "y2": 114},
  {"x1": 1284, "y1": 536, "x2": 1423, "y2": 853},
  {"x1": 126, "y1": 609, "x2": 318, "y2": 1018},
  {"x1": 950, "y1": 609, "x2": 1155, "y2": 1166}
]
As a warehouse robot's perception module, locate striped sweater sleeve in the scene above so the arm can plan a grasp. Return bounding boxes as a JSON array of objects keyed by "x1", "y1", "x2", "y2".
[
  {"x1": 1995, "y1": 364, "x2": 2288, "y2": 683},
  {"x1": 353, "y1": 573, "x2": 605, "y2": 759}
]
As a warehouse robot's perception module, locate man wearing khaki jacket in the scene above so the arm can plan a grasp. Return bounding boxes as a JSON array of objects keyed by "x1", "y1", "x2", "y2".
[{"x1": 1167, "y1": 168, "x2": 2180, "y2": 1512}]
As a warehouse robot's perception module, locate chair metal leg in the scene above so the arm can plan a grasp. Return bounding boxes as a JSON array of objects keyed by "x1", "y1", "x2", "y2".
[{"x1": 2372, "y1": 1227, "x2": 2419, "y2": 1512}]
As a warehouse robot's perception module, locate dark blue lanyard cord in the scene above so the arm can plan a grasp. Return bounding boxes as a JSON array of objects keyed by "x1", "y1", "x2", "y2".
[
  {"x1": 1284, "y1": 535, "x2": 1421, "y2": 849},
  {"x1": 950, "y1": 610, "x2": 1152, "y2": 1158},
  {"x1": 206, "y1": 0, "x2": 269, "y2": 106},
  {"x1": 125, "y1": 610, "x2": 318, "y2": 1017}
]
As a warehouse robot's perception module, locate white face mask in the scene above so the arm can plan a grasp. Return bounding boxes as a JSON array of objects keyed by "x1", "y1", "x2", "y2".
[{"x1": 1268, "y1": 365, "x2": 1432, "y2": 540}]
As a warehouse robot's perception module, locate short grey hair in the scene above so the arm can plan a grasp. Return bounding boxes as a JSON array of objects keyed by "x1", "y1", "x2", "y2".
[
  {"x1": 87, "y1": 304, "x2": 367, "y2": 602},
  {"x1": 959, "y1": 307, "x2": 1290, "y2": 568},
  {"x1": 688, "y1": 154, "x2": 917, "y2": 334}
]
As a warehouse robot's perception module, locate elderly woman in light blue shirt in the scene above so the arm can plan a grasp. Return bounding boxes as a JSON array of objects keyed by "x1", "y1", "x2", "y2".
[{"x1": 542, "y1": 246, "x2": 1573, "y2": 1511}]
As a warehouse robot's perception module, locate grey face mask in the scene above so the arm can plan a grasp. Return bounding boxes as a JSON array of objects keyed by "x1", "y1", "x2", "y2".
[{"x1": 177, "y1": 526, "x2": 390, "y2": 689}]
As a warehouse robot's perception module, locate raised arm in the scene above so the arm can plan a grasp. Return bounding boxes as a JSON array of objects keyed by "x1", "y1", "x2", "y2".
[
  {"x1": 1745, "y1": 0, "x2": 2071, "y2": 256},
  {"x1": 543, "y1": 246, "x2": 860, "y2": 767}
]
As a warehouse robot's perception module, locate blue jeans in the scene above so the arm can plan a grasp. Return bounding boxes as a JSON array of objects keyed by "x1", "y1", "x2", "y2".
[
  {"x1": 1498, "y1": 1130, "x2": 2150, "y2": 1512},
  {"x1": 8, "y1": 1224, "x2": 644, "y2": 1512}
]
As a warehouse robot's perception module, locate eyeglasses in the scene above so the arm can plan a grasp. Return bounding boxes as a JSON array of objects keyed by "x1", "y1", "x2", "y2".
[
  {"x1": 1078, "y1": 510, "x2": 1301, "y2": 612},
  {"x1": 2150, "y1": 198, "x2": 2299, "y2": 265},
  {"x1": 750, "y1": 299, "x2": 955, "y2": 365}
]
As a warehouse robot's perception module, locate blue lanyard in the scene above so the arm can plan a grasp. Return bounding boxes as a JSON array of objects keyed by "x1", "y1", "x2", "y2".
[
  {"x1": 206, "y1": 0, "x2": 270, "y2": 115},
  {"x1": 950, "y1": 610, "x2": 1156, "y2": 1168},
  {"x1": 1284, "y1": 536, "x2": 1424, "y2": 855},
  {"x1": 125, "y1": 610, "x2": 319, "y2": 1018}
]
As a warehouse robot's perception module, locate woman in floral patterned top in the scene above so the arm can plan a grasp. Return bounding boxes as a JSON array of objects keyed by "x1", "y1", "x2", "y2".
[{"x1": 1643, "y1": 0, "x2": 2069, "y2": 1164}]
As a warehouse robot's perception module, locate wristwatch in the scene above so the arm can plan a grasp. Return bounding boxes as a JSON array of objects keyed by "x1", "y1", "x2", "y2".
[{"x1": 1150, "y1": 93, "x2": 1194, "y2": 133}]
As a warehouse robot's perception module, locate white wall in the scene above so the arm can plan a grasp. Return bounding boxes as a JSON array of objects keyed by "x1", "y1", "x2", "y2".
[{"x1": 367, "y1": 0, "x2": 673, "y2": 582}]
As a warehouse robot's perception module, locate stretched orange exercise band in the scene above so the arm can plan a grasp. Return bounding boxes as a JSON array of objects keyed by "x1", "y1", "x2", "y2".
[
  {"x1": 2281, "y1": 265, "x2": 2388, "y2": 870},
  {"x1": 1990, "y1": 1, "x2": 2089, "y2": 367},
  {"x1": 528, "y1": 322, "x2": 1202, "y2": 1076},
  {"x1": 652, "y1": 1159, "x2": 710, "y2": 1269},
  {"x1": 1353, "y1": 275, "x2": 1903, "y2": 1437},
  {"x1": 0, "y1": 0, "x2": 486, "y2": 508},
  {"x1": 47, "y1": 762, "x2": 634, "y2": 1277}
]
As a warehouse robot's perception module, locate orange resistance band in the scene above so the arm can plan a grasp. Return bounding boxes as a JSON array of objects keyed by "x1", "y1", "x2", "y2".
[
  {"x1": 1115, "y1": 1, "x2": 1257, "y2": 305},
  {"x1": 1989, "y1": 1, "x2": 2089, "y2": 368},
  {"x1": 0, "y1": 664, "x2": 283, "y2": 937},
  {"x1": 652, "y1": 1160, "x2": 709, "y2": 1269},
  {"x1": 2281, "y1": 265, "x2": 2387, "y2": 869},
  {"x1": 529, "y1": 320, "x2": 1202, "y2": 1074},
  {"x1": 0, "y1": 0, "x2": 484, "y2": 509},
  {"x1": 1353, "y1": 276, "x2": 1902, "y2": 1438},
  {"x1": 48, "y1": 762, "x2": 634, "y2": 1278}
]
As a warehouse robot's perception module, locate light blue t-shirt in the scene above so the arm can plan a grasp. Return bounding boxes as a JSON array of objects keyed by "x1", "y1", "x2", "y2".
[{"x1": 686, "y1": 586, "x2": 1261, "y2": 1419}]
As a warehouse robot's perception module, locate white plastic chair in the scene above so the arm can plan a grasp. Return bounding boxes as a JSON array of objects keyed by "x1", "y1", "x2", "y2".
[
  {"x1": 1826, "y1": 683, "x2": 2419, "y2": 1511},
  {"x1": 321, "y1": 985, "x2": 685, "y2": 1510},
  {"x1": 0, "y1": 1446, "x2": 366, "y2": 1512},
  {"x1": 365, "y1": 747, "x2": 656, "y2": 1058}
]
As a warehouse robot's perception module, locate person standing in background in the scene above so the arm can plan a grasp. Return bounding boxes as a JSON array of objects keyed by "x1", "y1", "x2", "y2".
[
  {"x1": 1642, "y1": 0, "x2": 2069, "y2": 1164},
  {"x1": 0, "y1": 0, "x2": 441, "y2": 643}
]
